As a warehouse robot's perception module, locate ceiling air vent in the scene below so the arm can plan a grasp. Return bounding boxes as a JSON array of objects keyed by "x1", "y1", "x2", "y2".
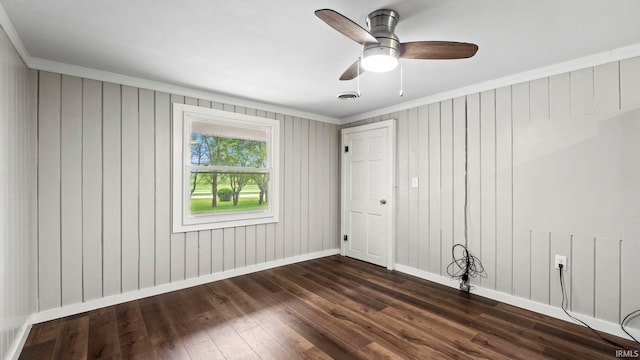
[{"x1": 337, "y1": 91, "x2": 360, "y2": 100}]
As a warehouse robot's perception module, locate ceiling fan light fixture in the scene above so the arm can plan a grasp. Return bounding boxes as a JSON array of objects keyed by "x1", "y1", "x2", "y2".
[{"x1": 361, "y1": 47, "x2": 399, "y2": 72}]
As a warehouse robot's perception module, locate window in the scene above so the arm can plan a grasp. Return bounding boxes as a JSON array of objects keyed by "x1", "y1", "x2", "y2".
[{"x1": 172, "y1": 104, "x2": 279, "y2": 232}]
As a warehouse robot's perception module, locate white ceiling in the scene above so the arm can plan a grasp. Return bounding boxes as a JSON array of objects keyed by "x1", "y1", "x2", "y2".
[{"x1": 2, "y1": 0, "x2": 640, "y2": 121}]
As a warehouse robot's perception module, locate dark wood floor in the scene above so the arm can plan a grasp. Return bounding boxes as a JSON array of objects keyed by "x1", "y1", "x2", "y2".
[{"x1": 20, "y1": 255, "x2": 637, "y2": 359}]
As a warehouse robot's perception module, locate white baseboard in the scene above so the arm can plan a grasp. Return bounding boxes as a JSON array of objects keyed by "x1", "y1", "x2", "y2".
[
  {"x1": 8, "y1": 321, "x2": 31, "y2": 360},
  {"x1": 394, "y1": 263, "x2": 640, "y2": 343},
  {"x1": 30, "y1": 249, "x2": 339, "y2": 325}
]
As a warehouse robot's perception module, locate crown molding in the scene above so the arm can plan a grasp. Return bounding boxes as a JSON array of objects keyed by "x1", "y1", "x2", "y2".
[
  {"x1": 0, "y1": 1, "x2": 30, "y2": 64},
  {"x1": 341, "y1": 43, "x2": 640, "y2": 124},
  {"x1": 27, "y1": 57, "x2": 341, "y2": 124}
]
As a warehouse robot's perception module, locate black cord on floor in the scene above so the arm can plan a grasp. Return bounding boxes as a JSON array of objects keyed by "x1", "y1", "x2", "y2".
[
  {"x1": 446, "y1": 244, "x2": 486, "y2": 285},
  {"x1": 621, "y1": 309, "x2": 640, "y2": 345},
  {"x1": 558, "y1": 264, "x2": 630, "y2": 348}
]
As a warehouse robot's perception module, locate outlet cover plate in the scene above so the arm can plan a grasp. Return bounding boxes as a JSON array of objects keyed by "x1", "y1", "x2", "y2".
[{"x1": 554, "y1": 255, "x2": 567, "y2": 270}]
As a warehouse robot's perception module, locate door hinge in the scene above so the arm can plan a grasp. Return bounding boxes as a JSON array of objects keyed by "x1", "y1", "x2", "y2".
[
  {"x1": 343, "y1": 235, "x2": 348, "y2": 241},
  {"x1": 344, "y1": 145, "x2": 349, "y2": 153}
]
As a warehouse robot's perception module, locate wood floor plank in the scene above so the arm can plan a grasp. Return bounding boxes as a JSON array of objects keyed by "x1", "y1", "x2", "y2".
[
  {"x1": 237, "y1": 325, "x2": 297, "y2": 360},
  {"x1": 114, "y1": 302, "x2": 155, "y2": 360},
  {"x1": 184, "y1": 340, "x2": 225, "y2": 360},
  {"x1": 19, "y1": 340, "x2": 56, "y2": 360},
  {"x1": 51, "y1": 316, "x2": 89, "y2": 360},
  {"x1": 138, "y1": 298, "x2": 190, "y2": 359},
  {"x1": 87, "y1": 307, "x2": 121, "y2": 359},
  {"x1": 18, "y1": 255, "x2": 638, "y2": 360}
]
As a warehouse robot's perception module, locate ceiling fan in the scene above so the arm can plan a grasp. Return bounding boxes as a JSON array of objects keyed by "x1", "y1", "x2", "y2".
[{"x1": 315, "y1": 9, "x2": 479, "y2": 80}]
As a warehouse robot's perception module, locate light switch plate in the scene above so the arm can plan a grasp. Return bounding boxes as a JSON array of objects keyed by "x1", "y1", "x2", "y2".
[{"x1": 411, "y1": 177, "x2": 419, "y2": 188}]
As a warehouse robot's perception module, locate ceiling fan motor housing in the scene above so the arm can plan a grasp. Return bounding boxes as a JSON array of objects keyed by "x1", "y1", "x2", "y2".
[{"x1": 363, "y1": 9, "x2": 401, "y2": 68}]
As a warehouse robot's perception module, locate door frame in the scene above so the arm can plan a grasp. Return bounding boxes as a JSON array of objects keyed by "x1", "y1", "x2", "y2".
[{"x1": 341, "y1": 119, "x2": 396, "y2": 270}]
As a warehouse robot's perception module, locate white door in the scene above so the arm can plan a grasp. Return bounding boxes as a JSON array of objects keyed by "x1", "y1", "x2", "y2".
[{"x1": 342, "y1": 120, "x2": 395, "y2": 268}]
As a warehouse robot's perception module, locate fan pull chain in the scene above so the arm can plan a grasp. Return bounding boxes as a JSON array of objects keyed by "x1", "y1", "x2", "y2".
[
  {"x1": 357, "y1": 44, "x2": 364, "y2": 97},
  {"x1": 357, "y1": 57, "x2": 361, "y2": 96},
  {"x1": 399, "y1": 61, "x2": 404, "y2": 97}
]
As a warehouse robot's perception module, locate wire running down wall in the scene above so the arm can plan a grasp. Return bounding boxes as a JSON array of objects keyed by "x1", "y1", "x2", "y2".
[
  {"x1": 344, "y1": 56, "x2": 640, "y2": 331},
  {"x1": 35, "y1": 72, "x2": 341, "y2": 311}
]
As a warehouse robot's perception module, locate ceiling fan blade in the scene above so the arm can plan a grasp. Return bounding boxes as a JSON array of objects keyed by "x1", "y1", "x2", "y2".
[
  {"x1": 400, "y1": 41, "x2": 479, "y2": 60},
  {"x1": 339, "y1": 59, "x2": 365, "y2": 81},
  {"x1": 315, "y1": 9, "x2": 379, "y2": 45}
]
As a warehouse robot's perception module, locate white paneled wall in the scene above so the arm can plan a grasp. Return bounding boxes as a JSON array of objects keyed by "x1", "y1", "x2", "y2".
[
  {"x1": 345, "y1": 56, "x2": 640, "y2": 330},
  {"x1": 36, "y1": 72, "x2": 340, "y2": 311},
  {"x1": 0, "y1": 27, "x2": 36, "y2": 359}
]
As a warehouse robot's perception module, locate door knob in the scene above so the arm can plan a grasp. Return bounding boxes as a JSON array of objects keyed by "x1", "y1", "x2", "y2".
[{"x1": 380, "y1": 199, "x2": 387, "y2": 205}]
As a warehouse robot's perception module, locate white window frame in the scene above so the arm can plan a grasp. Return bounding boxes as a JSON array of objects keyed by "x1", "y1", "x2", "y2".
[{"x1": 172, "y1": 103, "x2": 280, "y2": 232}]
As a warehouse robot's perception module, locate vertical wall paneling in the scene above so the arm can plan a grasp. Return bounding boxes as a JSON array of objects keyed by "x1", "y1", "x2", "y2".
[
  {"x1": 417, "y1": 106, "x2": 429, "y2": 271},
  {"x1": 321, "y1": 123, "x2": 331, "y2": 250},
  {"x1": 1, "y1": 26, "x2": 36, "y2": 359},
  {"x1": 235, "y1": 226, "x2": 246, "y2": 269},
  {"x1": 316, "y1": 121, "x2": 325, "y2": 251},
  {"x1": 138, "y1": 89, "x2": 156, "y2": 288},
  {"x1": 570, "y1": 68, "x2": 595, "y2": 116},
  {"x1": 407, "y1": 107, "x2": 419, "y2": 269},
  {"x1": 38, "y1": 72, "x2": 62, "y2": 310},
  {"x1": 253, "y1": 109, "x2": 268, "y2": 265},
  {"x1": 594, "y1": 62, "x2": 620, "y2": 113},
  {"x1": 549, "y1": 233, "x2": 571, "y2": 308},
  {"x1": 154, "y1": 92, "x2": 171, "y2": 285},
  {"x1": 245, "y1": 226, "x2": 256, "y2": 267},
  {"x1": 265, "y1": 112, "x2": 277, "y2": 263},
  {"x1": 511, "y1": 82, "x2": 530, "y2": 299},
  {"x1": 479, "y1": 90, "x2": 496, "y2": 289},
  {"x1": 82, "y1": 79, "x2": 103, "y2": 300},
  {"x1": 529, "y1": 78, "x2": 550, "y2": 122},
  {"x1": 33, "y1": 72, "x2": 341, "y2": 314},
  {"x1": 452, "y1": 98, "x2": 466, "y2": 249},
  {"x1": 102, "y1": 82, "x2": 122, "y2": 296},
  {"x1": 427, "y1": 104, "x2": 441, "y2": 274},
  {"x1": 622, "y1": 240, "x2": 640, "y2": 325},
  {"x1": 60, "y1": 75, "x2": 83, "y2": 305},
  {"x1": 185, "y1": 231, "x2": 199, "y2": 279},
  {"x1": 595, "y1": 237, "x2": 621, "y2": 323},
  {"x1": 256, "y1": 224, "x2": 266, "y2": 264},
  {"x1": 332, "y1": 123, "x2": 340, "y2": 249},
  {"x1": 170, "y1": 95, "x2": 186, "y2": 282},
  {"x1": 223, "y1": 227, "x2": 235, "y2": 271},
  {"x1": 121, "y1": 86, "x2": 140, "y2": 292},
  {"x1": 620, "y1": 57, "x2": 640, "y2": 110},
  {"x1": 300, "y1": 119, "x2": 310, "y2": 255},
  {"x1": 292, "y1": 117, "x2": 302, "y2": 256},
  {"x1": 620, "y1": 78, "x2": 640, "y2": 321},
  {"x1": 396, "y1": 110, "x2": 409, "y2": 264},
  {"x1": 530, "y1": 231, "x2": 550, "y2": 304},
  {"x1": 494, "y1": 86, "x2": 513, "y2": 294},
  {"x1": 283, "y1": 115, "x2": 294, "y2": 257},
  {"x1": 465, "y1": 93, "x2": 481, "y2": 285},
  {"x1": 439, "y1": 100, "x2": 454, "y2": 277},
  {"x1": 571, "y1": 235, "x2": 595, "y2": 316},
  {"x1": 307, "y1": 120, "x2": 318, "y2": 253},
  {"x1": 198, "y1": 230, "x2": 212, "y2": 276},
  {"x1": 184, "y1": 97, "x2": 200, "y2": 279},
  {"x1": 549, "y1": 73, "x2": 571, "y2": 120},
  {"x1": 275, "y1": 113, "x2": 285, "y2": 259},
  {"x1": 211, "y1": 229, "x2": 224, "y2": 273}
]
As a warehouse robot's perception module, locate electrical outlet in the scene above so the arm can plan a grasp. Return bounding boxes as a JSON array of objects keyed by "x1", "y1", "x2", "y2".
[{"x1": 554, "y1": 255, "x2": 567, "y2": 270}]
